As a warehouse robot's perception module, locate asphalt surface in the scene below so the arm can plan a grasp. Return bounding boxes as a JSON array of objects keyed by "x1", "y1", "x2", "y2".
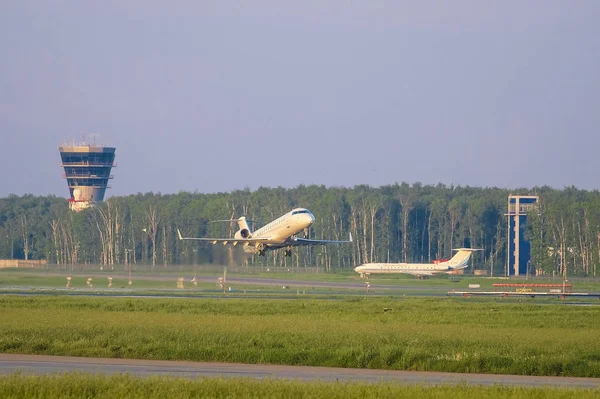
[
  {"x1": 0, "y1": 271, "x2": 453, "y2": 298},
  {"x1": 15, "y1": 272, "x2": 434, "y2": 291},
  {"x1": 1, "y1": 354, "x2": 599, "y2": 388}
]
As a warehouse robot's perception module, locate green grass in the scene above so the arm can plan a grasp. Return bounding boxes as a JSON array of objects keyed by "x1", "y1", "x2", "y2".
[
  {"x1": 0, "y1": 373, "x2": 598, "y2": 399},
  {"x1": 1, "y1": 296, "x2": 600, "y2": 377}
]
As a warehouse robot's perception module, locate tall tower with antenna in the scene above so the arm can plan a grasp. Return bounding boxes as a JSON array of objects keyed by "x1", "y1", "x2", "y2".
[{"x1": 58, "y1": 137, "x2": 116, "y2": 211}]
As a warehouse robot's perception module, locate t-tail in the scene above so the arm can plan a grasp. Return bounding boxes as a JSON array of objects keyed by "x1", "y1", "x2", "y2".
[
  {"x1": 236, "y1": 216, "x2": 252, "y2": 238},
  {"x1": 209, "y1": 216, "x2": 256, "y2": 239},
  {"x1": 445, "y1": 248, "x2": 482, "y2": 269}
]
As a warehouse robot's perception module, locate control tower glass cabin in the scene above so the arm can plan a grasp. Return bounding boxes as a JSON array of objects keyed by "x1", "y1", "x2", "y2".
[{"x1": 59, "y1": 145, "x2": 116, "y2": 211}]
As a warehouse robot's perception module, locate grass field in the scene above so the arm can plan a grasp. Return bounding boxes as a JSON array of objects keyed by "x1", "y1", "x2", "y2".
[
  {"x1": 1, "y1": 295, "x2": 599, "y2": 377},
  {"x1": 1, "y1": 373, "x2": 599, "y2": 399}
]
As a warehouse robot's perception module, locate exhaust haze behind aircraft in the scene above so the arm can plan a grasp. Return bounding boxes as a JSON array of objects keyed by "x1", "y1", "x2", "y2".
[
  {"x1": 354, "y1": 248, "x2": 482, "y2": 278},
  {"x1": 177, "y1": 208, "x2": 352, "y2": 256}
]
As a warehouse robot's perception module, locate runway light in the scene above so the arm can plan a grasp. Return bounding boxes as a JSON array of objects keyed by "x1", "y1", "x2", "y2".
[{"x1": 66, "y1": 276, "x2": 72, "y2": 288}]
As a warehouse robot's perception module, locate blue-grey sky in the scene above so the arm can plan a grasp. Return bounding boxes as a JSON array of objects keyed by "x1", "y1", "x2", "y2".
[{"x1": 1, "y1": 1, "x2": 599, "y2": 198}]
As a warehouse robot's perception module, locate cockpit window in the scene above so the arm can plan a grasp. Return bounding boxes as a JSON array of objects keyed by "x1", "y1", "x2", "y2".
[{"x1": 292, "y1": 210, "x2": 311, "y2": 215}]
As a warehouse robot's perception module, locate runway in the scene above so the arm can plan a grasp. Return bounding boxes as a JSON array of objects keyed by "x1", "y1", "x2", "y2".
[
  {"x1": 0, "y1": 272, "x2": 453, "y2": 298},
  {"x1": 1, "y1": 354, "x2": 599, "y2": 388}
]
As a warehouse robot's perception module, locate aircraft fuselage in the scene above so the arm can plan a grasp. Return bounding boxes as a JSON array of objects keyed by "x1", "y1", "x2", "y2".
[
  {"x1": 353, "y1": 248, "x2": 479, "y2": 278},
  {"x1": 354, "y1": 263, "x2": 452, "y2": 276},
  {"x1": 247, "y1": 209, "x2": 314, "y2": 250},
  {"x1": 177, "y1": 208, "x2": 351, "y2": 256}
]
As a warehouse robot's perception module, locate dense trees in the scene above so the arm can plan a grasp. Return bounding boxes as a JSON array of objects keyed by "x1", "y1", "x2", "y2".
[
  {"x1": 527, "y1": 187, "x2": 600, "y2": 277},
  {"x1": 1, "y1": 184, "x2": 599, "y2": 276}
]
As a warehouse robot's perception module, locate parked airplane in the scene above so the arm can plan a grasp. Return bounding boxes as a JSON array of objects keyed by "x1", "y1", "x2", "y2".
[
  {"x1": 354, "y1": 248, "x2": 482, "y2": 278},
  {"x1": 177, "y1": 208, "x2": 352, "y2": 256}
]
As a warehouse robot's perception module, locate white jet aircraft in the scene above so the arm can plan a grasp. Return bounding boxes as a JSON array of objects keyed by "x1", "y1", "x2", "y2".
[
  {"x1": 354, "y1": 248, "x2": 482, "y2": 278},
  {"x1": 177, "y1": 208, "x2": 352, "y2": 256}
]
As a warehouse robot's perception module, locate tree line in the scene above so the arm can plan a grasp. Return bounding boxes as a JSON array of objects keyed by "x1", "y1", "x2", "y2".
[{"x1": 0, "y1": 184, "x2": 598, "y2": 276}]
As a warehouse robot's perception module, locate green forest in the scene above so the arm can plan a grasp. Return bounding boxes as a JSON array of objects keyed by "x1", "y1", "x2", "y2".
[{"x1": 0, "y1": 183, "x2": 599, "y2": 276}]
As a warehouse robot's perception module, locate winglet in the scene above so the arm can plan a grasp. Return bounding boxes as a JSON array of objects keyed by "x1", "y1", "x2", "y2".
[{"x1": 177, "y1": 229, "x2": 183, "y2": 240}]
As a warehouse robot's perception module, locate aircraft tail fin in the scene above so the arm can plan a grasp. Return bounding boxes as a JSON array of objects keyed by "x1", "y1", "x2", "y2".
[
  {"x1": 210, "y1": 217, "x2": 258, "y2": 237},
  {"x1": 236, "y1": 216, "x2": 252, "y2": 235},
  {"x1": 211, "y1": 218, "x2": 258, "y2": 230},
  {"x1": 447, "y1": 248, "x2": 482, "y2": 269}
]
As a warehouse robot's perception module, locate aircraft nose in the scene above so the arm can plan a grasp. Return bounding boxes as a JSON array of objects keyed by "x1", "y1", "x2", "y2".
[{"x1": 307, "y1": 213, "x2": 315, "y2": 226}]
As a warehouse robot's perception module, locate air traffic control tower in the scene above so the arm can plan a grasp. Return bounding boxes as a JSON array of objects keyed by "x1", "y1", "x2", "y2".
[
  {"x1": 59, "y1": 142, "x2": 116, "y2": 211},
  {"x1": 506, "y1": 195, "x2": 538, "y2": 276}
]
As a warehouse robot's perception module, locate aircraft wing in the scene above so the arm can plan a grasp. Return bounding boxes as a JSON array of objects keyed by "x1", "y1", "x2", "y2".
[
  {"x1": 290, "y1": 233, "x2": 353, "y2": 246},
  {"x1": 177, "y1": 229, "x2": 272, "y2": 246}
]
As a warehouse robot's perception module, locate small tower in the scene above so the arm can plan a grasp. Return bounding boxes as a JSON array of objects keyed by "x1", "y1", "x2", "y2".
[{"x1": 59, "y1": 140, "x2": 116, "y2": 211}]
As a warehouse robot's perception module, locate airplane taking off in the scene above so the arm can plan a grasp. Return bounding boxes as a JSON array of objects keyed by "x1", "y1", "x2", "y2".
[
  {"x1": 177, "y1": 208, "x2": 352, "y2": 256},
  {"x1": 354, "y1": 248, "x2": 482, "y2": 278}
]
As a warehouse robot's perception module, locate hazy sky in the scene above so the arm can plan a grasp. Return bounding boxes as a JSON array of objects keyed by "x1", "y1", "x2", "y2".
[{"x1": 1, "y1": 1, "x2": 599, "y2": 198}]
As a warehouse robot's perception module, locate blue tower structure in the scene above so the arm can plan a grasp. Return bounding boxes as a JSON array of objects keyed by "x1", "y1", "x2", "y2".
[{"x1": 506, "y1": 195, "x2": 538, "y2": 276}]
